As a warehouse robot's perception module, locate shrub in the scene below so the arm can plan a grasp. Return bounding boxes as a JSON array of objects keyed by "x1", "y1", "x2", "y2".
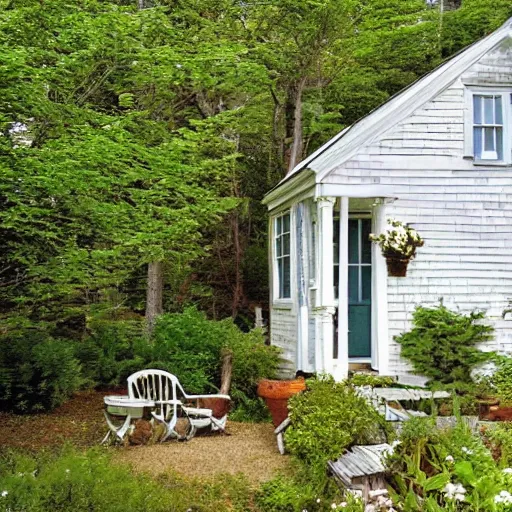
[
  {"x1": 149, "y1": 308, "x2": 281, "y2": 399},
  {"x1": 490, "y1": 357, "x2": 512, "y2": 404},
  {"x1": 76, "y1": 308, "x2": 280, "y2": 418},
  {"x1": 285, "y1": 376, "x2": 388, "y2": 468},
  {"x1": 74, "y1": 319, "x2": 145, "y2": 387},
  {"x1": 0, "y1": 330, "x2": 83, "y2": 413},
  {"x1": 0, "y1": 448, "x2": 254, "y2": 512},
  {"x1": 484, "y1": 423, "x2": 512, "y2": 467},
  {"x1": 395, "y1": 302, "x2": 494, "y2": 387}
]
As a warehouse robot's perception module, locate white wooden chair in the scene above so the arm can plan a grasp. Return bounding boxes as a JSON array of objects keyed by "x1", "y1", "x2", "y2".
[{"x1": 126, "y1": 369, "x2": 230, "y2": 441}]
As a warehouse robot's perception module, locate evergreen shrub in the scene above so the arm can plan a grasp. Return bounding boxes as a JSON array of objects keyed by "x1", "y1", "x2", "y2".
[
  {"x1": 395, "y1": 302, "x2": 494, "y2": 387},
  {"x1": 0, "y1": 331, "x2": 83, "y2": 413}
]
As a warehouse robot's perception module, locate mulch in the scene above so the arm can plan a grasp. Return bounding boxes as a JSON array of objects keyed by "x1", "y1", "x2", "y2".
[
  {"x1": 0, "y1": 390, "x2": 292, "y2": 484},
  {"x1": 0, "y1": 390, "x2": 107, "y2": 451}
]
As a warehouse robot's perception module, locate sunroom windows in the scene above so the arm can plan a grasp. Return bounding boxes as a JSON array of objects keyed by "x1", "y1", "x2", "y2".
[{"x1": 274, "y1": 212, "x2": 291, "y2": 299}]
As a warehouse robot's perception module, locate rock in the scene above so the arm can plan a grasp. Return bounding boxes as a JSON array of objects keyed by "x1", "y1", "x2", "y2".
[{"x1": 129, "y1": 420, "x2": 152, "y2": 445}]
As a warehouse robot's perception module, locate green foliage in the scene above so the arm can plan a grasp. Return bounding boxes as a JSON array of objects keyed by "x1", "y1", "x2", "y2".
[
  {"x1": 285, "y1": 377, "x2": 388, "y2": 468},
  {"x1": 491, "y1": 357, "x2": 512, "y2": 405},
  {"x1": 77, "y1": 308, "x2": 280, "y2": 417},
  {"x1": 0, "y1": 448, "x2": 254, "y2": 512},
  {"x1": 485, "y1": 423, "x2": 512, "y2": 468},
  {"x1": 0, "y1": 331, "x2": 83, "y2": 413},
  {"x1": 255, "y1": 474, "x2": 362, "y2": 512},
  {"x1": 395, "y1": 302, "x2": 494, "y2": 387},
  {"x1": 75, "y1": 319, "x2": 145, "y2": 387},
  {"x1": 348, "y1": 373, "x2": 396, "y2": 388},
  {"x1": 388, "y1": 419, "x2": 512, "y2": 511}
]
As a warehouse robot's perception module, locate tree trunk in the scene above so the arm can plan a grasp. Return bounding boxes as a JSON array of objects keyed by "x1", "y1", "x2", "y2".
[
  {"x1": 145, "y1": 261, "x2": 163, "y2": 336},
  {"x1": 286, "y1": 77, "x2": 307, "y2": 175},
  {"x1": 231, "y1": 211, "x2": 243, "y2": 318},
  {"x1": 219, "y1": 348, "x2": 233, "y2": 395}
]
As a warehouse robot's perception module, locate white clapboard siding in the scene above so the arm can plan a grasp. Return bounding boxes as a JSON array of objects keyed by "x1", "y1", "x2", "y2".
[
  {"x1": 270, "y1": 307, "x2": 297, "y2": 376},
  {"x1": 325, "y1": 39, "x2": 512, "y2": 376}
]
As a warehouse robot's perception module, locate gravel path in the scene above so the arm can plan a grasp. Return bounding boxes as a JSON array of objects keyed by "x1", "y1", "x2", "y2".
[{"x1": 115, "y1": 421, "x2": 292, "y2": 485}]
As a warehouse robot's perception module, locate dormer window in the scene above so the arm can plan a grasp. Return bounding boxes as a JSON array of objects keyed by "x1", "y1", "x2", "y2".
[{"x1": 466, "y1": 88, "x2": 511, "y2": 164}]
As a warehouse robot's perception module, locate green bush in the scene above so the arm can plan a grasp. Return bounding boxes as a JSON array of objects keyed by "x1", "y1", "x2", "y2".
[
  {"x1": 490, "y1": 357, "x2": 512, "y2": 404},
  {"x1": 0, "y1": 448, "x2": 254, "y2": 512},
  {"x1": 149, "y1": 308, "x2": 281, "y2": 398},
  {"x1": 395, "y1": 302, "x2": 494, "y2": 387},
  {"x1": 74, "y1": 319, "x2": 145, "y2": 387},
  {"x1": 285, "y1": 377, "x2": 388, "y2": 468},
  {"x1": 0, "y1": 331, "x2": 83, "y2": 413},
  {"x1": 485, "y1": 423, "x2": 512, "y2": 468},
  {"x1": 76, "y1": 308, "x2": 280, "y2": 418}
]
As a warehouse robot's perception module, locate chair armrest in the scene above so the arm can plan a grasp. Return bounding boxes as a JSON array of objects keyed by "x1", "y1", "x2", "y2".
[{"x1": 185, "y1": 394, "x2": 231, "y2": 400}]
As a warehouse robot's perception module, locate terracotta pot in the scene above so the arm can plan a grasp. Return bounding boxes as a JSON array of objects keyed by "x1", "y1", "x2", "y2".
[
  {"x1": 386, "y1": 257, "x2": 409, "y2": 277},
  {"x1": 198, "y1": 397, "x2": 231, "y2": 419},
  {"x1": 257, "y1": 378, "x2": 306, "y2": 426}
]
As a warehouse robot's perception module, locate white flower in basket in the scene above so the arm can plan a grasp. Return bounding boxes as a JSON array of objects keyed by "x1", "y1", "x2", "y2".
[{"x1": 369, "y1": 219, "x2": 424, "y2": 261}]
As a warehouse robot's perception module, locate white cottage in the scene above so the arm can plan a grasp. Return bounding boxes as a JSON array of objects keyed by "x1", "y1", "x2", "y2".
[{"x1": 262, "y1": 18, "x2": 512, "y2": 381}]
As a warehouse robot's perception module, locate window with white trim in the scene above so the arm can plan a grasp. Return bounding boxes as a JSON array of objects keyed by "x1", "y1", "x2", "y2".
[
  {"x1": 469, "y1": 89, "x2": 512, "y2": 163},
  {"x1": 275, "y1": 212, "x2": 291, "y2": 299}
]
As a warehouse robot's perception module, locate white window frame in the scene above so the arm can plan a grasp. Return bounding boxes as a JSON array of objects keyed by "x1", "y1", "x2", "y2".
[
  {"x1": 464, "y1": 86, "x2": 512, "y2": 165},
  {"x1": 273, "y1": 211, "x2": 292, "y2": 302}
]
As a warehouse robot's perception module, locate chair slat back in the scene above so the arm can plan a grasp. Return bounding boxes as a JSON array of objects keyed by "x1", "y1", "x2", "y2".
[{"x1": 127, "y1": 370, "x2": 182, "y2": 421}]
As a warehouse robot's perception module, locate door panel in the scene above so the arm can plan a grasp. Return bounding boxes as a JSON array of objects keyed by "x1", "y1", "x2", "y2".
[{"x1": 348, "y1": 218, "x2": 372, "y2": 358}]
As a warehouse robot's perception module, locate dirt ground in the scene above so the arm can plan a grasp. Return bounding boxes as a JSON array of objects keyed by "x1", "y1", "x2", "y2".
[
  {"x1": 116, "y1": 421, "x2": 292, "y2": 485},
  {"x1": 0, "y1": 390, "x2": 291, "y2": 484}
]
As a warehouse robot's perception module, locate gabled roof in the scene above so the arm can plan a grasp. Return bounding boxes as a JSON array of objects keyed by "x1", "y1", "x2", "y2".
[{"x1": 276, "y1": 17, "x2": 512, "y2": 188}]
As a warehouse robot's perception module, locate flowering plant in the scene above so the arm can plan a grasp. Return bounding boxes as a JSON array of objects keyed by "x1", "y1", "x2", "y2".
[{"x1": 369, "y1": 219, "x2": 424, "y2": 260}]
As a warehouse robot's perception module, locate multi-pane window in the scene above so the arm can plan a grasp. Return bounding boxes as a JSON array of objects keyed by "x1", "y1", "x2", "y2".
[
  {"x1": 473, "y1": 94, "x2": 504, "y2": 161},
  {"x1": 275, "y1": 213, "x2": 291, "y2": 299}
]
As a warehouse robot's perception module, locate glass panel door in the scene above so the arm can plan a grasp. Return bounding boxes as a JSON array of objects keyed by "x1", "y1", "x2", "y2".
[{"x1": 348, "y1": 218, "x2": 372, "y2": 358}]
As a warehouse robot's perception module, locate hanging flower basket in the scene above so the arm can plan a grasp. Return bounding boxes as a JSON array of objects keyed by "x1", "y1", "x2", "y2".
[
  {"x1": 370, "y1": 219, "x2": 424, "y2": 278},
  {"x1": 386, "y1": 257, "x2": 410, "y2": 277}
]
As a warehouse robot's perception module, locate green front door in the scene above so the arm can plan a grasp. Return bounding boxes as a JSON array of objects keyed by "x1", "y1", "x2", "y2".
[{"x1": 348, "y1": 218, "x2": 372, "y2": 358}]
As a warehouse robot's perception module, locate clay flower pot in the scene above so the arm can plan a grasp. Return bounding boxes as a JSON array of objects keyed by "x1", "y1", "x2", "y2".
[
  {"x1": 386, "y1": 257, "x2": 410, "y2": 277},
  {"x1": 257, "y1": 378, "x2": 306, "y2": 426}
]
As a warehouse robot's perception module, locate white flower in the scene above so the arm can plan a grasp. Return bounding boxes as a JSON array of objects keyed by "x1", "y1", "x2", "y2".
[
  {"x1": 1, "y1": 491, "x2": 7, "y2": 497},
  {"x1": 443, "y1": 483, "x2": 466, "y2": 500},
  {"x1": 445, "y1": 455, "x2": 454, "y2": 463},
  {"x1": 503, "y1": 468, "x2": 512, "y2": 474},
  {"x1": 339, "y1": 503, "x2": 347, "y2": 508},
  {"x1": 331, "y1": 504, "x2": 337, "y2": 510},
  {"x1": 316, "y1": 498, "x2": 321, "y2": 503},
  {"x1": 65, "y1": 469, "x2": 70, "y2": 473},
  {"x1": 461, "y1": 447, "x2": 473, "y2": 455},
  {"x1": 176, "y1": 64, "x2": 182, "y2": 68},
  {"x1": 495, "y1": 491, "x2": 512, "y2": 504}
]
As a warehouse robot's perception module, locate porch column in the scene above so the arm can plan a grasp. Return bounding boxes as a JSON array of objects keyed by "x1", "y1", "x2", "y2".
[
  {"x1": 371, "y1": 199, "x2": 390, "y2": 374},
  {"x1": 334, "y1": 196, "x2": 349, "y2": 380},
  {"x1": 316, "y1": 197, "x2": 336, "y2": 376}
]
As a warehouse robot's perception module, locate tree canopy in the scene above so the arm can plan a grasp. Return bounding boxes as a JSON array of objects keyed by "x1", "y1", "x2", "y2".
[{"x1": 0, "y1": 0, "x2": 510, "y2": 333}]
